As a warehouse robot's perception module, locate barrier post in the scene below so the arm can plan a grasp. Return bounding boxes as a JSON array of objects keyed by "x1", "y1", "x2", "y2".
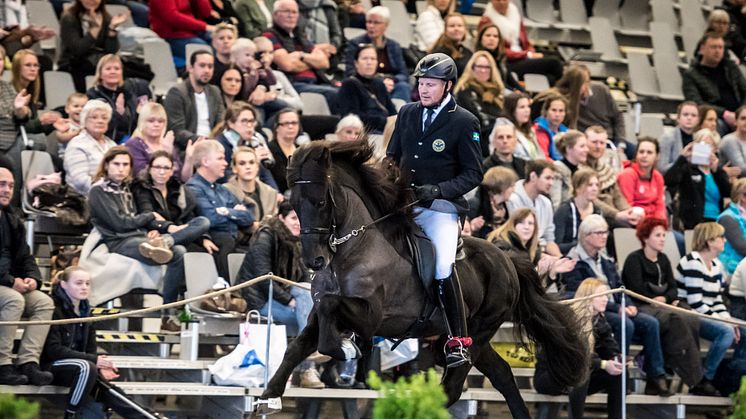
[
  {"x1": 263, "y1": 277, "x2": 274, "y2": 419},
  {"x1": 621, "y1": 287, "x2": 627, "y2": 419}
]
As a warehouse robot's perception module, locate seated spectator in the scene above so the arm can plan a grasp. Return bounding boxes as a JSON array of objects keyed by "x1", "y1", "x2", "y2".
[
  {"x1": 164, "y1": 50, "x2": 226, "y2": 151},
  {"x1": 186, "y1": 140, "x2": 254, "y2": 278},
  {"x1": 0, "y1": 166, "x2": 55, "y2": 386},
  {"x1": 577, "y1": 80, "x2": 626, "y2": 151},
  {"x1": 206, "y1": 0, "x2": 240, "y2": 29},
  {"x1": 658, "y1": 101, "x2": 700, "y2": 174},
  {"x1": 563, "y1": 215, "x2": 668, "y2": 387},
  {"x1": 429, "y1": 13, "x2": 473, "y2": 77},
  {"x1": 125, "y1": 102, "x2": 193, "y2": 182},
  {"x1": 584, "y1": 126, "x2": 635, "y2": 224},
  {"x1": 534, "y1": 278, "x2": 623, "y2": 419},
  {"x1": 344, "y1": 6, "x2": 411, "y2": 102},
  {"x1": 683, "y1": 32, "x2": 746, "y2": 131},
  {"x1": 469, "y1": 166, "x2": 517, "y2": 238},
  {"x1": 676, "y1": 222, "x2": 746, "y2": 396},
  {"x1": 132, "y1": 150, "x2": 214, "y2": 252},
  {"x1": 617, "y1": 137, "x2": 666, "y2": 220},
  {"x1": 13, "y1": 49, "x2": 65, "y2": 134},
  {"x1": 488, "y1": 207, "x2": 539, "y2": 264},
  {"x1": 223, "y1": 146, "x2": 280, "y2": 242},
  {"x1": 64, "y1": 100, "x2": 117, "y2": 195},
  {"x1": 41, "y1": 267, "x2": 163, "y2": 418},
  {"x1": 730, "y1": 257, "x2": 746, "y2": 320},
  {"x1": 268, "y1": 108, "x2": 302, "y2": 193},
  {"x1": 550, "y1": 130, "x2": 588, "y2": 209},
  {"x1": 338, "y1": 44, "x2": 397, "y2": 134},
  {"x1": 58, "y1": 0, "x2": 126, "y2": 92},
  {"x1": 554, "y1": 168, "x2": 604, "y2": 255},
  {"x1": 507, "y1": 159, "x2": 560, "y2": 256},
  {"x1": 86, "y1": 54, "x2": 139, "y2": 143},
  {"x1": 215, "y1": 64, "x2": 245, "y2": 108},
  {"x1": 149, "y1": 0, "x2": 214, "y2": 69},
  {"x1": 211, "y1": 22, "x2": 238, "y2": 79},
  {"x1": 454, "y1": 51, "x2": 505, "y2": 156},
  {"x1": 89, "y1": 146, "x2": 204, "y2": 332},
  {"x1": 501, "y1": 93, "x2": 543, "y2": 160},
  {"x1": 262, "y1": 0, "x2": 338, "y2": 113},
  {"x1": 334, "y1": 115, "x2": 364, "y2": 141},
  {"x1": 236, "y1": 201, "x2": 324, "y2": 388},
  {"x1": 479, "y1": 0, "x2": 563, "y2": 84},
  {"x1": 697, "y1": 104, "x2": 719, "y2": 132},
  {"x1": 703, "y1": 9, "x2": 745, "y2": 63},
  {"x1": 52, "y1": 93, "x2": 88, "y2": 161},
  {"x1": 622, "y1": 218, "x2": 701, "y2": 394},
  {"x1": 720, "y1": 105, "x2": 746, "y2": 176},
  {"x1": 235, "y1": 0, "x2": 275, "y2": 38},
  {"x1": 532, "y1": 64, "x2": 590, "y2": 129},
  {"x1": 415, "y1": 0, "x2": 453, "y2": 52},
  {"x1": 482, "y1": 123, "x2": 526, "y2": 177},
  {"x1": 717, "y1": 178, "x2": 746, "y2": 275},
  {"x1": 474, "y1": 23, "x2": 522, "y2": 92},
  {"x1": 665, "y1": 129, "x2": 730, "y2": 230},
  {"x1": 532, "y1": 95, "x2": 566, "y2": 160},
  {"x1": 254, "y1": 36, "x2": 304, "y2": 110},
  {"x1": 230, "y1": 38, "x2": 285, "y2": 122}
]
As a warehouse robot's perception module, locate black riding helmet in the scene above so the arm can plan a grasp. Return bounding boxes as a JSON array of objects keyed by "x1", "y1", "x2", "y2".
[{"x1": 413, "y1": 53, "x2": 458, "y2": 85}]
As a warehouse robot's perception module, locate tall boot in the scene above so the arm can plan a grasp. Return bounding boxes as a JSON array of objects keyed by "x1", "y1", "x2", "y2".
[{"x1": 434, "y1": 269, "x2": 472, "y2": 369}]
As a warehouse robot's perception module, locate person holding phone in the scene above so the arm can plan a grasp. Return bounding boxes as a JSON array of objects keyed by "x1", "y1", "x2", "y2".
[
  {"x1": 664, "y1": 128, "x2": 731, "y2": 230},
  {"x1": 533, "y1": 277, "x2": 624, "y2": 419}
]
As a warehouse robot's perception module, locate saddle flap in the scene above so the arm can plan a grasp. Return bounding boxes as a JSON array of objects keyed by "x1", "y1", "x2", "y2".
[{"x1": 406, "y1": 225, "x2": 436, "y2": 303}]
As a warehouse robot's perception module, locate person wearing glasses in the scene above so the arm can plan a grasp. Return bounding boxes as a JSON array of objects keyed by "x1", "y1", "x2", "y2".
[
  {"x1": 343, "y1": 6, "x2": 411, "y2": 102},
  {"x1": 268, "y1": 108, "x2": 303, "y2": 193},
  {"x1": 454, "y1": 51, "x2": 505, "y2": 157},
  {"x1": 563, "y1": 214, "x2": 667, "y2": 389},
  {"x1": 126, "y1": 103, "x2": 194, "y2": 183},
  {"x1": 676, "y1": 222, "x2": 746, "y2": 396},
  {"x1": 338, "y1": 44, "x2": 397, "y2": 134}
]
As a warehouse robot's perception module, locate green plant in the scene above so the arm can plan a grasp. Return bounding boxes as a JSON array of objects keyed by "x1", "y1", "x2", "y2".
[
  {"x1": 0, "y1": 393, "x2": 39, "y2": 419},
  {"x1": 368, "y1": 369, "x2": 450, "y2": 419}
]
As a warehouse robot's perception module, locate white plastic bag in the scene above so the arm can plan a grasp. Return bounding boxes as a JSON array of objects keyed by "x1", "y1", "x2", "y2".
[
  {"x1": 239, "y1": 311, "x2": 287, "y2": 383},
  {"x1": 377, "y1": 338, "x2": 419, "y2": 370},
  {"x1": 208, "y1": 343, "x2": 267, "y2": 387}
]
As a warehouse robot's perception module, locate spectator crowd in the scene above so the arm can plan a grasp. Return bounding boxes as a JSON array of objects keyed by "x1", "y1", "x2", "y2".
[{"x1": 3, "y1": 0, "x2": 746, "y2": 416}]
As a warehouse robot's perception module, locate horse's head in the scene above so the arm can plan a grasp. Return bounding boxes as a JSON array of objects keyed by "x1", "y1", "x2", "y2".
[{"x1": 288, "y1": 144, "x2": 337, "y2": 271}]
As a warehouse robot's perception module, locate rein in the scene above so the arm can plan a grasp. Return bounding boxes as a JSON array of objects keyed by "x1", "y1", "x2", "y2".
[{"x1": 294, "y1": 178, "x2": 420, "y2": 252}]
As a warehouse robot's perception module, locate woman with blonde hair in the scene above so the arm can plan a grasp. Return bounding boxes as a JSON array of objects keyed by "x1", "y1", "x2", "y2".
[
  {"x1": 534, "y1": 277, "x2": 623, "y2": 419},
  {"x1": 124, "y1": 102, "x2": 193, "y2": 182},
  {"x1": 12, "y1": 49, "x2": 65, "y2": 135},
  {"x1": 454, "y1": 51, "x2": 505, "y2": 156},
  {"x1": 429, "y1": 13, "x2": 472, "y2": 75},
  {"x1": 87, "y1": 54, "x2": 143, "y2": 143}
]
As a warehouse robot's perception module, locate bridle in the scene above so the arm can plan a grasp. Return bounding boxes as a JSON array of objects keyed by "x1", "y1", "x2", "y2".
[{"x1": 293, "y1": 176, "x2": 419, "y2": 253}]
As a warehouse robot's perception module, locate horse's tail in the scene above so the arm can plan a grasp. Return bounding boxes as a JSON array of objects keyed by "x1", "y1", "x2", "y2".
[{"x1": 509, "y1": 254, "x2": 590, "y2": 389}]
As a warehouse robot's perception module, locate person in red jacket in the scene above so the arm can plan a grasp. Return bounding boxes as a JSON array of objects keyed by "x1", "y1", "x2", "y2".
[
  {"x1": 149, "y1": 0, "x2": 216, "y2": 68},
  {"x1": 617, "y1": 137, "x2": 667, "y2": 220}
]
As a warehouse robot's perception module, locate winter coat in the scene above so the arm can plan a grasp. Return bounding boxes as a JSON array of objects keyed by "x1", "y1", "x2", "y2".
[
  {"x1": 664, "y1": 156, "x2": 730, "y2": 229},
  {"x1": 41, "y1": 285, "x2": 97, "y2": 366}
]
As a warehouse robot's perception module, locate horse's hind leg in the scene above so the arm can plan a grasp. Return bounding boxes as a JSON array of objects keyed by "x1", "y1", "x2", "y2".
[
  {"x1": 472, "y1": 343, "x2": 530, "y2": 419},
  {"x1": 259, "y1": 312, "x2": 320, "y2": 401}
]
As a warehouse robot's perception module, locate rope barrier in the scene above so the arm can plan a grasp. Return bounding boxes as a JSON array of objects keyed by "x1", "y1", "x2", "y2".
[
  {"x1": 4, "y1": 279, "x2": 746, "y2": 329},
  {"x1": 0, "y1": 274, "x2": 310, "y2": 326}
]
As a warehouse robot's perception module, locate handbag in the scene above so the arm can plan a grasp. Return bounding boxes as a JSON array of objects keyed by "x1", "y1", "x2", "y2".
[
  {"x1": 199, "y1": 290, "x2": 248, "y2": 314},
  {"x1": 239, "y1": 310, "x2": 287, "y2": 383}
]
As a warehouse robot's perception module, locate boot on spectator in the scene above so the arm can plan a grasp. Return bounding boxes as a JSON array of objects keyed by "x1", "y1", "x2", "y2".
[
  {"x1": 645, "y1": 375, "x2": 674, "y2": 397},
  {"x1": 18, "y1": 362, "x2": 53, "y2": 386},
  {"x1": 139, "y1": 237, "x2": 174, "y2": 264},
  {"x1": 0, "y1": 364, "x2": 27, "y2": 385}
]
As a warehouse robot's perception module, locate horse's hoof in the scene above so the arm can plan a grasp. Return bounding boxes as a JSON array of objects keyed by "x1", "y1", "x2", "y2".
[{"x1": 254, "y1": 397, "x2": 282, "y2": 415}]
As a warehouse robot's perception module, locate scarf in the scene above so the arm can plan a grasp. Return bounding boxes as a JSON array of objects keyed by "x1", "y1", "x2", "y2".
[
  {"x1": 465, "y1": 78, "x2": 503, "y2": 108},
  {"x1": 483, "y1": 2, "x2": 522, "y2": 48}
]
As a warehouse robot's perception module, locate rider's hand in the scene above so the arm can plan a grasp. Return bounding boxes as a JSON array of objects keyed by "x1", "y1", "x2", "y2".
[{"x1": 415, "y1": 184, "x2": 441, "y2": 201}]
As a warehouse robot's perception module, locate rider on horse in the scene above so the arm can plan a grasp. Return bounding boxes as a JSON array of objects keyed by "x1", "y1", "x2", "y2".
[{"x1": 386, "y1": 53, "x2": 484, "y2": 368}]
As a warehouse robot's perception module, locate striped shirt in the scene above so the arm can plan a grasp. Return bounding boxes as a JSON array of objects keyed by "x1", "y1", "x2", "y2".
[{"x1": 675, "y1": 252, "x2": 730, "y2": 319}]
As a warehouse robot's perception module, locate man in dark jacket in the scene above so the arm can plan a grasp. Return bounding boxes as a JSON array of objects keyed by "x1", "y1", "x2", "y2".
[
  {"x1": 683, "y1": 32, "x2": 746, "y2": 130},
  {"x1": 0, "y1": 167, "x2": 55, "y2": 386}
]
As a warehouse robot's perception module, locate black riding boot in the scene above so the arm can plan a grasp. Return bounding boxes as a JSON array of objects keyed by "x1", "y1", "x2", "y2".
[{"x1": 435, "y1": 270, "x2": 472, "y2": 369}]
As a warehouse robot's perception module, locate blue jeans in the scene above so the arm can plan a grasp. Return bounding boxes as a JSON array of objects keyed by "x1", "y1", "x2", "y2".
[
  {"x1": 167, "y1": 34, "x2": 211, "y2": 69},
  {"x1": 699, "y1": 318, "x2": 746, "y2": 380},
  {"x1": 107, "y1": 0, "x2": 149, "y2": 27},
  {"x1": 293, "y1": 82, "x2": 340, "y2": 115},
  {"x1": 258, "y1": 286, "x2": 313, "y2": 337},
  {"x1": 606, "y1": 309, "x2": 666, "y2": 377},
  {"x1": 392, "y1": 80, "x2": 411, "y2": 102}
]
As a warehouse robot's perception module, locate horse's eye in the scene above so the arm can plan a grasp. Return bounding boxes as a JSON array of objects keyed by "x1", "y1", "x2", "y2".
[{"x1": 317, "y1": 200, "x2": 327, "y2": 208}]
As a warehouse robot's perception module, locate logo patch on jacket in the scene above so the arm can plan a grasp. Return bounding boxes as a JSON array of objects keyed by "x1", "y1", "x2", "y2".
[
  {"x1": 472, "y1": 132, "x2": 480, "y2": 142},
  {"x1": 432, "y1": 139, "x2": 446, "y2": 152}
]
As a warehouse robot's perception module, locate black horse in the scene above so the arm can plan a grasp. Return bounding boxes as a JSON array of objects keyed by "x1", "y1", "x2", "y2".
[{"x1": 255, "y1": 140, "x2": 588, "y2": 418}]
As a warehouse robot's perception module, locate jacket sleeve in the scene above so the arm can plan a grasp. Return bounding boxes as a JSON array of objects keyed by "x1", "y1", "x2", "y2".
[
  {"x1": 415, "y1": 10, "x2": 442, "y2": 51},
  {"x1": 552, "y1": 203, "x2": 574, "y2": 255},
  {"x1": 663, "y1": 155, "x2": 688, "y2": 190},
  {"x1": 186, "y1": 182, "x2": 227, "y2": 229},
  {"x1": 3, "y1": 216, "x2": 41, "y2": 288},
  {"x1": 163, "y1": 87, "x2": 196, "y2": 150},
  {"x1": 43, "y1": 322, "x2": 98, "y2": 363},
  {"x1": 149, "y1": 0, "x2": 209, "y2": 33},
  {"x1": 621, "y1": 252, "x2": 652, "y2": 301},
  {"x1": 343, "y1": 40, "x2": 358, "y2": 78},
  {"x1": 616, "y1": 169, "x2": 636, "y2": 208},
  {"x1": 657, "y1": 131, "x2": 677, "y2": 174},
  {"x1": 660, "y1": 253, "x2": 678, "y2": 303},
  {"x1": 683, "y1": 69, "x2": 726, "y2": 116},
  {"x1": 720, "y1": 137, "x2": 746, "y2": 177},
  {"x1": 89, "y1": 186, "x2": 156, "y2": 233},
  {"x1": 436, "y1": 115, "x2": 484, "y2": 199},
  {"x1": 720, "y1": 215, "x2": 746, "y2": 256},
  {"x1": 652, "y1": 173, "x2": 667, "y2": 220},
  {"x1": 59, "y1": 14, "x2": 97, "y2": 60},
  {"x1": 63, "y1": 143, "x2": 93, "y2": 195},
  {"x1": 241, "y1": 230, "x2": 294, "y2": 305}
]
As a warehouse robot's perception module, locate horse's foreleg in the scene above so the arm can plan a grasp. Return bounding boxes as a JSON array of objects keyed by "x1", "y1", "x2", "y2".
[
  {"x1": 316, "y1": 295, "x2": 382, "y2": 360},
  {"x1": 472, "y1": 343, "x2": 530, "y2": 419},
  {"x1": 441, "y1": 361, "x2": 471, "y2": 407},
  {"x1": 260, "y1": 313, "x2": 320, "y2": 400}
]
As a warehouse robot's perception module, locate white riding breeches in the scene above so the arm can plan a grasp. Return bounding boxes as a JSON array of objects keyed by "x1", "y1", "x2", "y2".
[{"x1": 413, "y1": 207, "x2": 459, "y2": 279}]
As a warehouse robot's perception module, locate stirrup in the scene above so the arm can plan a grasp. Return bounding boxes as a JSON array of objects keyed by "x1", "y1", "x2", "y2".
[{"x1": 444, "y1": 336, "x2": 472, "y2": 368}]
